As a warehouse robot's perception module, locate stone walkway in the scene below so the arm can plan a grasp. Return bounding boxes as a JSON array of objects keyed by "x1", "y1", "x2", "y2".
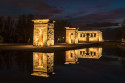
[
  {"x1": 0, "y1": 42, "x2": 120, "y2": 52},
  {"x1": 0, "y1": 43, "x2": 100, "y2": 52}
]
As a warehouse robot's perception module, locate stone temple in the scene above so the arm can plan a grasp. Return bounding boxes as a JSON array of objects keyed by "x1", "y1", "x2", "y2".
[
  {"x1": 32, "y1": 19, "x2": 55, "y2": 47},
  {"x1": 78, "y1": 30, "x2": 103, "y2": 42},
  {"x1": 65, "y1": 27, "x2": 103, "y2": 44},
  {"x1": 65, "y1": 27, "x2": 79, "y2": 44},
  {"x1": 32, "y1": 19, "x2": 104, "y2": 46}
]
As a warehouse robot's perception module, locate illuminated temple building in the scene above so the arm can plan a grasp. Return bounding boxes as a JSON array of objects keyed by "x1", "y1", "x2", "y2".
[
  {"x1": 65, "y1": 27, "x2": 79, "y2": 44},
  {"x1": 65, "y1": 48, "x2": 102, "y2": 64},
  {"x1": 32, "y1": 19, "x2": 55, "y2": 47},
  {"x1": 78, "y1": 31, "x2": 103, "y2": 42},
  {"x1": 31, "y1": 52, "x2": 54, "y2": 77},
  {"x1": 65, "y1": 27, "x2": 103, "y2": 44}
]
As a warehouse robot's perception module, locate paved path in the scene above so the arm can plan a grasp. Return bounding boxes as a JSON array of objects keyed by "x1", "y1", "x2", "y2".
[
  {"x1": 0, "y1": 43, "x2": 101, "y2": 52},
  {"x1": 0, "y1": 42, "x2": 120, "y2": 52}
]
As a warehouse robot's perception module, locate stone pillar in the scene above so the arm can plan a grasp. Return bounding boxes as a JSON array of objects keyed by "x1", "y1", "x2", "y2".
[
  {"x1": 65, "y1": 27, "x2": 79, "y2": 44},
  {"x1": 98, "y1": 31, "x2": 103, "y2": 41},
  {"x1": 32, "y1": 19, "x2": 55, "y2": 47}
]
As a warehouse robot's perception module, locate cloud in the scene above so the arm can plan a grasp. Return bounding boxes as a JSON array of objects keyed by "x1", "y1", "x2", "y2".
[
  {"x1": 69, "y1": 8, "x2": 125, "y2": 23},
  {"x1": 32, "y1": 1, "x2": 54, "y2": 11},
  {"x1": 18, "y1": 2, "x2": 32, "y2": 7},
  {"x1": 34, "y1": 14, "x2": 54, "y2": 19},
  {"x1": 47, "y1": 9, "x2": 63, "y2": 14},
  {"x1": 34, "y1": 9, "x2": 64, "y2": 19}
]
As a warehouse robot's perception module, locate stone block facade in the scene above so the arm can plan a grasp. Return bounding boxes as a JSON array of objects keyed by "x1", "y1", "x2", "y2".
[
  {"x1": 65, "y1": 27, "x2": 79, "y2": 44},
  {"x1": 32, "y1": 19, "x2": 55, "y2": 47},
  {"x1": 78, "y1": 31, "x2": 103, "y2": 42}
]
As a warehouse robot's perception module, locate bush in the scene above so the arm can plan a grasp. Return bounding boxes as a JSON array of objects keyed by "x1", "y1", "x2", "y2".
[{"x1": 0, "y1": 35, "x2": 4, "y2": 43}]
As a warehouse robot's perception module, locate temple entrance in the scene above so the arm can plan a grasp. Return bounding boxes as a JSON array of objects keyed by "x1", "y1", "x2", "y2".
[
  {"x1": 86, "y1": 48, "x2": 89, "y2": 55},
  {"x1": 70, "y1": 33, "x2": 74, "y2": 44},
  {"x1": 86, "y1": 33, "x2": 89, "y2": 42},
  {"x1": 38, "y1": 30, "x2": 43, "y2": 46},
  {"x1": 32, "y1": 19, "x2": 55, "y2": 47}
]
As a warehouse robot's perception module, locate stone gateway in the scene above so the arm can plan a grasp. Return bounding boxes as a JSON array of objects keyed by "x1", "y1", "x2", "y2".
[{"x1": 32, "y1": 19, "x2": 55, "y2": 47}]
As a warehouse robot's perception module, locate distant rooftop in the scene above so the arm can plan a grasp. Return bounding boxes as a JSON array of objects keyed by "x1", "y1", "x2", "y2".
[
  {"x1": 32, "y1": 19, "x2": 55, "y2": 23},
  {"x1": 65, "y1": 27, "x2": 78, "y2": 30}
]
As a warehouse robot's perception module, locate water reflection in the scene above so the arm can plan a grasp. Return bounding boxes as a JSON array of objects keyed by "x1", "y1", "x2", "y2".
[
  {"x1": 65, "y1": 50, "x2": 79, "y2": 64},
  {"x1": 31, "y1": 47, "x2": 102, "y2": 77},
  {"x1": 78, "y1": 47, "x2": 102, "y2": 59},
  {"x1": 31, "y1": 52, "x2": 55, "y2": 77},
  {"x1": 65, "y1": 47, "x2": 102, "y2": 64}
]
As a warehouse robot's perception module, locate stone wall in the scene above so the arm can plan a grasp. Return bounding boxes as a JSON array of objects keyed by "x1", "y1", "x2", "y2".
[
  {"x1": 78, "y1": 31, "x2": 103, "y2": 42},
  {"x1": 65, "y1": 27, "x2": 78, "y2": 44},
  {"x1": 32, "y1": 19, "x2": 55, "y2": 47}
]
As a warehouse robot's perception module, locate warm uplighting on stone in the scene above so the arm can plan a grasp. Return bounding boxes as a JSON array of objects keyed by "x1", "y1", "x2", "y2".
[
  {"x1": 65, "y1": 27, "x2": 79, "y2": 44},
  {"x1": 32, "y1": 19, "x2": 55, "y2": 47},
  {"x1": 78, "y1": 31, "x2": 103, "y2": 42},
  {"x1": 65, "y1": 27, "x2": 103, "y2": 43},
  {"x1": 31, "y1": 52, "x2": 54, "y2": 77}
]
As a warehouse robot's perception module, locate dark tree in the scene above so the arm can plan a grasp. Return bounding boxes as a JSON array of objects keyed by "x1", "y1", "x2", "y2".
[
  {"x1": 0, "y1": 16, "x2": 4, "y2": 42},
  {"x1": 54, "y1": 20, "x2": 70, "y2": 43},
  {"x1": 121, "y1": 19, "x2": 125, "y2": 42},
  {"x1": 0, "y1": 16, "x2": 4, "y2": 32},
  {"x1": 16, "y1": 14, "x2": 34, "y2": 43},
  {"x1": 3, "y1": 16, "x2": 15, "y2": 43}
]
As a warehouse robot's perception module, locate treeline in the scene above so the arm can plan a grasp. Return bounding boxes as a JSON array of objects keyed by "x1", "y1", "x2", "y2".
[
  {"x1": 122, "y1": 19, "x2": 125, "y2": 42},
  {"x1": 54, "y1": 20, "x2": 71, "y2": 43},
  {"x1": 0, "y1": 14, "x2": 34, "y2": 43},
  {"x1": 0, "y1": 15, "x2": 70, "y2": 44}
]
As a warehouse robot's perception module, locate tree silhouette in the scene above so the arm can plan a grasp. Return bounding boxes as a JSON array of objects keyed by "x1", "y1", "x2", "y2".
[
  {"x1": 54, "y1": 20, "x2": 70, "y2": 43},
  {"x1": 121, "y1": 19, "x2": 125, "y2": 42},
  {"x1": 16, "y1": 14, "x2": 34, "y2": 43}
]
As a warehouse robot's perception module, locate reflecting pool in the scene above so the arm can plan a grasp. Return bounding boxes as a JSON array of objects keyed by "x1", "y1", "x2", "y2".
[{"x1": 0, "y1": 47, "x2": 125, "y2": 83}]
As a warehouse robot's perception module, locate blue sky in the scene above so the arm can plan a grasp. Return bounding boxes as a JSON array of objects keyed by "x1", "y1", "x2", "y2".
[{"x1": 1, "y1": 0, "x2": 125, "y2": 26}]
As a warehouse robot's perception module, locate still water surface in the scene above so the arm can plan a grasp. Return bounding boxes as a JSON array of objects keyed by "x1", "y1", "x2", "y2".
[{"x1": 0, "y1": 47, "x2": 125, "y2": 83}]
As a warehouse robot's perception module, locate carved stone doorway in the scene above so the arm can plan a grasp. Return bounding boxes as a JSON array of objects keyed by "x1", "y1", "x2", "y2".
[{"x1": 86, "y1": 33, "x2": 89, "y2": 42}]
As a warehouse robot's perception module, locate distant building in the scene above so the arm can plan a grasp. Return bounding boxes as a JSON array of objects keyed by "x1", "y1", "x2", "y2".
[
  {"x1": 65, "y1": 27, "x2": 103, "y2": 43},
  {"x1": 65, "y1": 27, "x2": 79, "y2": 44},
  {"x1": 32, "y1": 19, "x2": 55, "y2": 47},
  {"x1": 78, "y1": 30, "x2": 103, "y2": 42}
]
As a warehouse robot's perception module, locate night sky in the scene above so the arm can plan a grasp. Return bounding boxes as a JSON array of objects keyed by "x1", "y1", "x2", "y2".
[{"x1": 1, "y1": 0, "x2": 125, "y2": 27}]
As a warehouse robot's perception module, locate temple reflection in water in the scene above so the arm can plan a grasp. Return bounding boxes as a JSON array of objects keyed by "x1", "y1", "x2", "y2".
[
  {"x1": 31, "y1": 52, "x2": 55, "y2": 77},
  {"x1": 78, "y1": 47, "x2": 102, "y2": 59},
  {"x1": 65, "y1": 50, "x2": 79, "y2": 64},
  {"x1": 65, "y1": 47, "x2": 102, "y2": 64},
  {"x1": 31, "y1": 47, "x2": 102, "y2": 77}
]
